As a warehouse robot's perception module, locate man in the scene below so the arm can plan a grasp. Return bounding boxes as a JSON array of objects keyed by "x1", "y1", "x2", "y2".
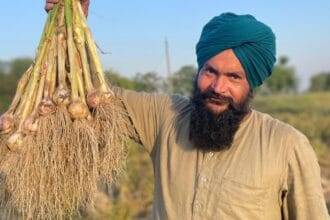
[{"x1": 46, "y1": 1, "x2": 329, "y2": 219}]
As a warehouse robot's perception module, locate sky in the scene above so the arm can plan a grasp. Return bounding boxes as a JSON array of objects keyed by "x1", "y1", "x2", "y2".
[{"x1": 0, "y1": 1, "x2": 330, "y2": 90}]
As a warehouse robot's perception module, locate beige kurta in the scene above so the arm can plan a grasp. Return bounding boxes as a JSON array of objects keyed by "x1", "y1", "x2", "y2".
[{"x1": 114, "y1": 87, "x2": 329, "y2": 220}]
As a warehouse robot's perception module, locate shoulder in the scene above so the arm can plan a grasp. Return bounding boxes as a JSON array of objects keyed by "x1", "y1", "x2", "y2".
[
  {"x1": 168, "y1": 94, "x2": 192, "y2": 112},
  {"x1": 252, "y1": 109, "x2": 308, "y2": 143},
  {"x1": 113, "y1": 87, "x2": 192, "y2": 119},
  {"x1": 251, "y1": 110, "x2": 317, "y2": 176},
  {"x1": 252, "y1": 110, "x2": 314, "y2": 164},
  {"x1": 155, "y1": 94, "x2": 193, "y2": 124},
  {"x1": 113, "y1": 87, "x2": 171, "y2": 108}
]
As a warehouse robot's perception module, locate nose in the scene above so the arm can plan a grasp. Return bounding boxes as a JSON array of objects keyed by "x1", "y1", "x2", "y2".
[{"x1": 211, "y1": 76, "x2": 229, "y2": 95}]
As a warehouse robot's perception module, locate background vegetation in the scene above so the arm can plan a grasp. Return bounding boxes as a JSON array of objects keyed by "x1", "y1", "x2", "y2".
[{"x1": 0, "y1": 56, "x2": 329, "y2": 218}]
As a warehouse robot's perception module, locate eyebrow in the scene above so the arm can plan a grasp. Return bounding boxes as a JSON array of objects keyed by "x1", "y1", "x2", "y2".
[
  {"x1": 204, "y1": 64, "x2": 219, "y2": 74},
  {"x1": 204, "y1": 63, "x2": 244, "y2": 77}
]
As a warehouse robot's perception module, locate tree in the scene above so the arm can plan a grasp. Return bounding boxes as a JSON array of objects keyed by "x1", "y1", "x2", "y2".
[
  {"x1": 106, "y1": 70, "x2": 164, "y2": 93},
  {"x1": 262, "y1": 56, "x2": 298, "y2": 94},
  {"x1": 9, "y1": 58, "x2": 33, "y2": 76},
  {"x1": 169, "y1": 65, "x2": 197, "y2": 96},
  {"x1": 0, "y1": 58, "x2": 33, "y2": 112},
  {"x1": 0, "y1": 61, "x2": 9, "y2": 74},
  {"x1": 0, "y1": 58, "x2": 32, "y2": 96},
  {"x1": 258, "y1": 56, "x2": 297, "y2": 94},
  {"x1": 133, "y1": 71, "x2": 163, "y2": 92},
  {"x1": 106, "y1": 69, "x2": 139, "y2": 90},
  {"x1": 309, "y1": 72, "x2": 330, "y2": 92}
]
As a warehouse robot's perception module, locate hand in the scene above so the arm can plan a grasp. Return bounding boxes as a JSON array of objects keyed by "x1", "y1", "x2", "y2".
[{"x1": 45, "y1": 0, "x2": 90, "y2": 17}]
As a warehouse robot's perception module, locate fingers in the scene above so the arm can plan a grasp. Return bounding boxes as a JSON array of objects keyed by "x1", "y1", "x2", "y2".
[
  {"x1": 44, "y1": 0, "x2": 89, "y2": 17},
  {"x1": 81, "y1": 0, "x2": 90, "y2": 17},
  {"x1": 45, "y1": 3, "x2": 54, "y2": 12},
  {"x1": 45, "y1": 0, "x2": 60, "y2": 12}
]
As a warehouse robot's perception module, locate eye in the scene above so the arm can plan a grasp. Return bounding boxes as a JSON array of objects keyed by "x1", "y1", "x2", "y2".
[
  {"x1": 202, "y1": 66, "x2": 216, "y2": 76},
  {"x1": 228, "y1": 73, "x2": 242, "y2": 80}
]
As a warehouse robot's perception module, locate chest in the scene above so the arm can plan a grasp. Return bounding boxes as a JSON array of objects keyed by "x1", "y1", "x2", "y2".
[{"x1": 152, "y1": 118, "x2": 286, "y2": 219}]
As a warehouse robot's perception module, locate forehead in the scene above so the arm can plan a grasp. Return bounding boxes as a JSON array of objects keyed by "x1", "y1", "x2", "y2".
[{"x1": 205, "y1": 49, "x2": 245, "y2": 74}]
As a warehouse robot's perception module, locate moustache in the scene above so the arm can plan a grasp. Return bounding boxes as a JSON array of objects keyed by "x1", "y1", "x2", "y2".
[{"x1": 200, "y1": 90, "x2": 234, "y2": 106}]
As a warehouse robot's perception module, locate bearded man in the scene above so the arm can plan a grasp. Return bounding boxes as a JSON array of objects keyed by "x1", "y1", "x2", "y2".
[{"x1": 45, "y1": 1, "x2": 329, "y2": 219}]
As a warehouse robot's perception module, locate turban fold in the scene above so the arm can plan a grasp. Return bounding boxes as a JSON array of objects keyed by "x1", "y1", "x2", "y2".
[{"x1": 196, "y1": 12, "x2": 276, "y2": 88}]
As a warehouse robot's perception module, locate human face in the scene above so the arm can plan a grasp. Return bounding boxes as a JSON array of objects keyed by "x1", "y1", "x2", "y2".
[{"x1": 197, "y1": 49, "x2": 250, "y2": 115}]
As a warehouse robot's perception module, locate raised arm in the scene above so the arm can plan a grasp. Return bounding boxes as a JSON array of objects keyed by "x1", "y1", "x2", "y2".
[{"x1": 43, "y1": 0, "x2": 169, "y2": 154}]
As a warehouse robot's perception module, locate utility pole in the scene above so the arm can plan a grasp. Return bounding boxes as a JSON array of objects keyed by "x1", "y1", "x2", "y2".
[{"x1": 165, "y1": 38, "x2": 172, "y2": 78}]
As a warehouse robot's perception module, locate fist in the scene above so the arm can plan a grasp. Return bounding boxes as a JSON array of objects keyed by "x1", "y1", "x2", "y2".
[{"x1": 45, "y1": 0, "x2": 90, "y2": 17}]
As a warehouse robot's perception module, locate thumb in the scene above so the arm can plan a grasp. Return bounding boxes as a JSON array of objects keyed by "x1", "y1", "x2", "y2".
[{"x1": 80, "y1": 0, "x2": 90, "y2": 17}]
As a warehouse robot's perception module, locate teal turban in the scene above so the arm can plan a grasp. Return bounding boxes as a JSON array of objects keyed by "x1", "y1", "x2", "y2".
[{"x1": 196, "y1": 12, "x2": 276, "y2": 88}]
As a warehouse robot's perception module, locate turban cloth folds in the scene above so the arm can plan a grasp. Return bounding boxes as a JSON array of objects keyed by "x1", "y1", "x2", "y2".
[{"x1": 196, "y1": 12, "x2": 276, "y2": 88}]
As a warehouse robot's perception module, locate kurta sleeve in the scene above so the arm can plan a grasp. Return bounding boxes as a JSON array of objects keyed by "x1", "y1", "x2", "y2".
[
  {"x1": 112, "y1": 87, "x2": 170, "y2": 154},
  {"x1": 281, "y1": 133, "x2": 329, "y2": 220}
]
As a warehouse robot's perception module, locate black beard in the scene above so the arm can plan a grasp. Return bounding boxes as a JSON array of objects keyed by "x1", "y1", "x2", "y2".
[{"x1": 189, "y1": 82, "x2": 252, "y2": 152}]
